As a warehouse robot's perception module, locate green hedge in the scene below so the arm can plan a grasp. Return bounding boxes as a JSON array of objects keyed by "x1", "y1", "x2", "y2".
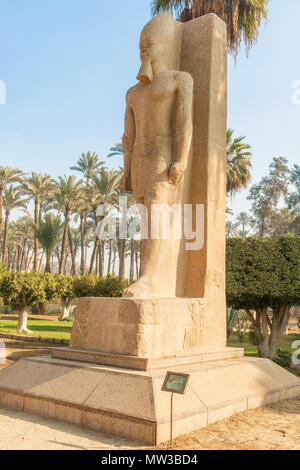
[
  {"x1": 226, "y1": 237, "x2": 300, "y2": 310},
  {"x1": 0, "y1": 272, "x2": 128, "y2": 312}
]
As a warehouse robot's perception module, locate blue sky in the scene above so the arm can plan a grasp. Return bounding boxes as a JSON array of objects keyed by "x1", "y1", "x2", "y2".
[{"x1": 0, "y1": 0, "x2": 299, "y2": 217}]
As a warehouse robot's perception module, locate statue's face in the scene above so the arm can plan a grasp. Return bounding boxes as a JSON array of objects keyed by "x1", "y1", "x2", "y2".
[
  {"x1": 139, "y1": 33, "x2": 167, "y2": 64},
  {"x1": 137, "y1": 13, "x2": 177, "y2": 85}
]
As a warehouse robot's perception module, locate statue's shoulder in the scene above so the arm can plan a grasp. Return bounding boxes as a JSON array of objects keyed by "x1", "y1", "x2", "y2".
[
  {"x1": 173, "y1": 70, "x2": 194, "y2": 89},
  {"x1": 126, "y1": 83, "x2": 143, "y2": 104}
]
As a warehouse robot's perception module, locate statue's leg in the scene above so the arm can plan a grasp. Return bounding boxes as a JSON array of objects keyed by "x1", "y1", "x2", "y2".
[{"x1": 123, "y1": 142, "x2": 181, "y2": 298}]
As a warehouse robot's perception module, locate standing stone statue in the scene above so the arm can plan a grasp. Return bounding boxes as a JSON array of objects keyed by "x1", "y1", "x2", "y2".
[
  {"x1": 0, "y1": 13, "x2": 297, "y2": 449},
  {"x1": 120, "y1": 13, "x2": 194, "y2": 298}
]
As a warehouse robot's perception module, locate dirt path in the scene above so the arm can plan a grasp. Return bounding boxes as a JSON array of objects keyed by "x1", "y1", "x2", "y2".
[
  {"x1": 0, "y1": 339, "x2": 299, "y2": 450},
  {"x1": 0, "y1": 313, "x2": 60, "y2": 322},
  {"x1": 161, "y1": 398, "x2": 300, "y2": 450},
  {"x1": 0, "y1": 338, "x2": 50, "y2": 371},
  {"x1": 0, "y1": 399, "x2": 299, "y2": 450}
]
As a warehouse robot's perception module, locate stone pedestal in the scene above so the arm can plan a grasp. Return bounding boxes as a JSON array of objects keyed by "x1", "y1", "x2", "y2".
[
  {"x1": 69, "y1": 297, "x2": 207, "y2": 357},
  {"x1": 0, "y1": 355, "x2": 299, "y2": 445},
  {"x1": 0, "y1": 297, "x2": 299, "y2": 445}
]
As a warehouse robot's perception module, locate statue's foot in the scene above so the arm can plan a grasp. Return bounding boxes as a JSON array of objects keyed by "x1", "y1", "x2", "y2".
[{"x1": 123, "y1": 276, "x2": 154, "y2": 298}]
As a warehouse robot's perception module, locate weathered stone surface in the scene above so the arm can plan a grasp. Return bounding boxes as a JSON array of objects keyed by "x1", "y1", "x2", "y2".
[
  {"x1": 0, "y1": 355, "x2": 299, "y2": 445},
  {"x1": 52, "y1": 346, "x2": 244, "y2": 371},
  {"x1": 70, "y1": 297, "x2": 205, "y2": 357}
]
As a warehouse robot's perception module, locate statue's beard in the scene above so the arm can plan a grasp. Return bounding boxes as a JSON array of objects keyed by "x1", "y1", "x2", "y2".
[{"x1": 137, "y1": 59, "x2": 153, "y2": 84}]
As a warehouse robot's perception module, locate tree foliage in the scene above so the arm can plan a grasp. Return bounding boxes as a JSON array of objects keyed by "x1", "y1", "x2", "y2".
[
  {"x1": 247, "y1": 157, "x2": 291, "y2": 237},
  {"x1": 226, "y1": 237, "x2": 300, "y2": 358},
  {"x1": 35, "y1": 214, "x2": 63, "y2": 273},
  {"x1": 227, "y1": 128, "x2": 252, "y2": 195},
  {"x1": 151, "y1": 0, "x2": 269, "y2": 57}
]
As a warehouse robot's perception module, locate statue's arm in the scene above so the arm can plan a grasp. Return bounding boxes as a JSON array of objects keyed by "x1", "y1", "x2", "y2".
[
  {"x1": 120, "y1": 92, "x2": 136, "y2": 191},
  {"x1": 169, "y1": 72, "x2": 194, "y2": 185}
]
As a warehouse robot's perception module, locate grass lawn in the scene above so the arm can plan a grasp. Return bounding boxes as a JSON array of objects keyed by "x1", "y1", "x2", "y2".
[
  {"x1": 0, "y1": 317, "x2": 298, "y2": 349},
  {"x1": 0, "y1": 318, "x2": 74, "y2": 340},
  {"x1": 228, "y1": 332, "x2": 300, "y2": 356}
]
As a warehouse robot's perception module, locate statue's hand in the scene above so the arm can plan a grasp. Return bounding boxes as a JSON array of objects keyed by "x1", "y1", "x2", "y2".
[
  {"x1": 119, "y1": 173, "x2": 132, "y2": 192},
  {"x1": 168, "y1": 162, "x2": 186, "y2": 185}
]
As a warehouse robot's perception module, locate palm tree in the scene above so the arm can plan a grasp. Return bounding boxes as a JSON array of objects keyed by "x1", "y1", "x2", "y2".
[
  {"x1": 2, "y1": 186, "x2": 27, "y2": 263},
  {"x1": 227, "y1": 307, "x2": 241, "y2": 339},
  {"x1": 21, "y1": 173, "x2": 53, "y2": 271},
  {"x1": 152, "y1": 0, "x2": 269, "y2": 57},
  {"x1": 73, "y1": 196, "x2": 91, "y2": 275},
  {"x1": 226, "y1": 128, "x2": 252, "y2": 195},
  {"x1": 88, "y1": 168, "x2": 122, "y2": 274},
  {"x1": 50, "y1": 176, "x2": 83, "y2": 274},
  {"x1": 0, "y1": 166, "x2": 23, "y2": 249},
  {"x1": 10, "y1": 217, "x2": 33, "y2": 271},
  {"x1": 70, "y1": 151, "x2": 105, "y2": 183},
  {"x1": 71, "y1": 152, "x2": 105, "y2": 273},
  {"x1": 226, "y1": 220, "x2": 239, "y2": 237},
  {"x1": 70, "y1": 227, "x2": 81, "y2": 260},
  {"x1": 235, "y1": 211, "x2": 253, "y2": 232},
  {"x1": 107, "y1": 143, "x2": 123, "y2": 158},
  {"x1": 34, "y1": 214, "x2": 63, "y2": 273}
]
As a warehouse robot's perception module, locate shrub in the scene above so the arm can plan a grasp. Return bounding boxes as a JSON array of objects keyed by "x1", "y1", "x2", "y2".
[
  {"x1": 0, "y1": 262, "x2": 7, "y2": 276},
  {"x1": 73, "y1": 274, "x2": 98, "y2": 298},
  {"x1": 94, "y1": 275, "x2": 129, "y2": 298},
  {"x1": 227, "y1": 237, "x2": 300, "y2": 359},
  {"x1": 273, "y1": 349, "x2": 292, "y2": 369},
  {"x1": 248, "y1": 329, "x2": 260, "y2": 346},
  {"x1": 73, "y1": 274, "x2": 128, "y2": 299},
  {"x1": 0, "y1": 272, "x2": 52, "y2": 333},
  {"x1": 54, "y1": 274, "x2": 75, "y2": 320}
]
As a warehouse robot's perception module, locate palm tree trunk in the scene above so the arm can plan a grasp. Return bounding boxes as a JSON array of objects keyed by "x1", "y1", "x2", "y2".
[
  {"x1": 16, "y1": 245, "x2": 22, "y2": 271},
  {"x1": 20, "y1": 238, "x2": 27, "y2": 271},
  {"x1": 2, "y1": 210, "x2": 10, "y2": 264},
  {"x1": 68, "y1": 226, "x2": 77, "y2": 275},
  {"x1": 33, "y1": 199, "x2": 39, "y2": 271},
  {"x1": 63, "y1": 252, "x2": 69, "y2": 275},
  {"x1": 7, "y1": 247, "x2": 11, "y2": 270},
  {"x1": 39, "y1": 203, "x2": 43, "y2": 223},
  {"x1": 80, "y1": 215, "x2": 85, "y2": 275},
  {"x1": 0, "y1": 188, "x2": 3, "y2": 252},
  {"x1": 23, "y1": 244, "x2": 29, "y2": 271},
  {"x1": 25, "y1": 248, "x2": 33, "y2": 272},
  {"x1": 98, "y1": 241, "x2": 104, "y2": 277},
  {"x1": 38, "y1": 251, "x2": 44, "y2": 272},
  {"x1": 44, "y1": 256, "x2": 51, "y2": 273},
  {"x1": 59, "y1": 210, "x2": 70, "y2": 274},
  {"x1": 129, "y1": 239, "x2": 134, "y2": 280},
  {"x1": 118, "y1": 239, "x2": 126, "y2": 279},
  {"x1": 107, "y1": 240, "x2": 112, "y2": 275},
  {"x1": 10, "y1": 251, "x2": 16, "y2": 272},
  {"x1": 89, "y1": 238, "x2": 99, "y2": 274}
]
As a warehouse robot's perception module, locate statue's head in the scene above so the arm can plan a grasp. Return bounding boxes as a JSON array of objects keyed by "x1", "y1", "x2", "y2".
[{"x1": 137, "y1": 13, "x2": 181, "y2": 84}]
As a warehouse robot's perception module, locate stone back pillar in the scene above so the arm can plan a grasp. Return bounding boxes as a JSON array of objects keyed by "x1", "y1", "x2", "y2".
[{"x1": 181, "y1": 14, "x2": 227, "y2": 348}]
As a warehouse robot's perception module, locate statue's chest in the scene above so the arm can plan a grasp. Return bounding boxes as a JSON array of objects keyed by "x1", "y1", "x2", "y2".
[
  {"x1": 150, "y1": 77, "x2": 175, "y2": 104},
  {"x1": 133, "y1": 77, "x2": 175, "y2": 112}
]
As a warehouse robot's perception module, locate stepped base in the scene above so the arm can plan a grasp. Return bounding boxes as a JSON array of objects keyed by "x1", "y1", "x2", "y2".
[
  {"x1": 0, "y1": 355, "x2": 299, "y2": 445},
  {"x1": 51, "y1": 346, "x2": 244, "y2": 371}
]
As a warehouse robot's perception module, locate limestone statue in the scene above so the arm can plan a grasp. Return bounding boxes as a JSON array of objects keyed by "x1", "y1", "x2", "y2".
[{"x1": 120, "y1": 13, "x2": 194, "y2": 298}]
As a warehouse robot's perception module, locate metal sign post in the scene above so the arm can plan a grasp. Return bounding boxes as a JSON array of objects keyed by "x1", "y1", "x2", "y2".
[
  {"x1": 162, "y1": 371, "x2": 190, "y2": 449},
  {"x1": 170, "y1": 392, "x2": 174, "y2": 449}
]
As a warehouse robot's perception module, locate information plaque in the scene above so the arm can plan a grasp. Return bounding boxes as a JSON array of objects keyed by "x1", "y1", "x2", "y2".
[{"x1": 161, "y1": 371, "x2": 190, "y2": 395}]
